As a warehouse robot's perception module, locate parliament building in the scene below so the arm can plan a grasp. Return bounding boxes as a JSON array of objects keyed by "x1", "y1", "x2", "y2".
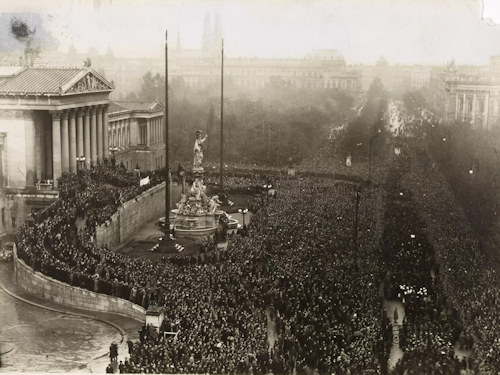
[{"x1": 0, "y1": 66, "x2": 164, "y2": 239}]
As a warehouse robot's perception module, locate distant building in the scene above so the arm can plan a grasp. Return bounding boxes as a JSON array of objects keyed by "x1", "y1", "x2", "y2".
[
  {"x1": 107, "y1": 101, "x2": 165, "y2": 171},
  {"x1": 0, "y1": 65, "x2": 113, "y2": 237},
  {"x1": 443, "y1": 71, "x2": 500, "y2": 129}
]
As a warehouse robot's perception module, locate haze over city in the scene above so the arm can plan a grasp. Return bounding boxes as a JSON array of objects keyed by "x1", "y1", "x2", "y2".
[{"x1": 1, "y1": 0, "x2": 500, "y2": 65}]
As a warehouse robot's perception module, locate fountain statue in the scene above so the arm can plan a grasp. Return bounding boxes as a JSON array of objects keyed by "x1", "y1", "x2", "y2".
[
  {"x1": 169, "y1": 131, "x2": 236, "y2": 236},
  {"x1": 193, "y1": 130, "x2": 207, "y2": 172}
]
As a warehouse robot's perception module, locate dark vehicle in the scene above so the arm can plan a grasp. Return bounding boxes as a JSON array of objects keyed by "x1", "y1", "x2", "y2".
[{"x1": 0, "y1": 242, "x2": 15, "y2": 262}]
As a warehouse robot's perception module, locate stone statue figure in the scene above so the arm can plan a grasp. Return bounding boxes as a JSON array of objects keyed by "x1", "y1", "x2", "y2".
[
  {"x1": 190, "y1": 179, "x2": 202, "y2": 200},
  {"x1": 176, "y1": 194, "x2": 187, "y2": 213},
  {"x1": 193, "y1": 130, "x2": 207, "y2": 170},
  {"x1": 207, "y1": 195, "x2": 222, "y2": 213}
]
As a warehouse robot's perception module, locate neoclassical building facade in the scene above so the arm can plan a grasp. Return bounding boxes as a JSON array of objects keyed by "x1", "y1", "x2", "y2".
[
  {"x1": 108, "y1": 100, "x2": 165, "y2": 171},
  {"x1": 443, "y1": 73, "x2": 500, "y2": 129},
  {"x1": 0, "y1": 66, "x2": 113, "y2": 237}
]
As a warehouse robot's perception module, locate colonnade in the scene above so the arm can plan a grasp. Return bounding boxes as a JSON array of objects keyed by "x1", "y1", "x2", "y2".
[
  {"x1": 454, "y1": 91, "x2": 491, "y2": 128},
  {"x1": 147, "y1": 116, "x2": 164, "y2": 145},
  {"x1": 51, "y1": 104, "x2": 108, "y2": 186},
  {"x1": 109, "y1": 118, "x2": 131, "y2": 150}
]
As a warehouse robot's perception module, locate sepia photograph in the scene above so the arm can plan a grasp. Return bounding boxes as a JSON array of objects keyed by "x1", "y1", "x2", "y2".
[{"x1": 0, "y1": 0, "x2": 499, "y2": 373}]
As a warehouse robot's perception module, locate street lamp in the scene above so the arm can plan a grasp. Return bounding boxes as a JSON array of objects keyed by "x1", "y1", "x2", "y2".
[
  {"x1": 76, "y1": 155, "x2": 86, "y2": 171},
  {"x1": 238, "y1": 208, "x2": 248, "y2": 228},
  {"x1": 353, "y1": 190, "x2": 360, "y2": 271}
]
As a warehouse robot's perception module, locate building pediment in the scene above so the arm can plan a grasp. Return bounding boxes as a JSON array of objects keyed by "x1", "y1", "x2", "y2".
[{"x1": 63, "y1": 69, "x2": 114, "y2": 95}]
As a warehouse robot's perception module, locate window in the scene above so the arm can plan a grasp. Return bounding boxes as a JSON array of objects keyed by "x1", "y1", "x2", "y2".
[
  {"x1": 139, "y1": 124, "x2": 147, "y2": 145},
  {"x1": 11, "y1": 217, "x2": 15, "y2": 229}
]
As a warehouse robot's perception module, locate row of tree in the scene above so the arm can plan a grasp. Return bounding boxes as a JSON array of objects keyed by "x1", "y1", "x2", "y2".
[{"x1": 128, "y1": 71, "x2": 357, "y2": 166}]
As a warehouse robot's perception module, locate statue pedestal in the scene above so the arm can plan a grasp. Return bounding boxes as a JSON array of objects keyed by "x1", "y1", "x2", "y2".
[{"x1": 192, "y1": 167, "x2": 204, "y2": 176}]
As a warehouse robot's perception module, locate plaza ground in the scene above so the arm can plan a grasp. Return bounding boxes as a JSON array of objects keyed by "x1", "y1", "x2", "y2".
[{"x1": 0, "y1": 262, "x2": 141, "y2": 373}]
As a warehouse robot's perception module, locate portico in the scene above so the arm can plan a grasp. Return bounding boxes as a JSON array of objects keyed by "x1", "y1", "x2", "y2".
[{"x1": 0, "y1": 66, "x2": 114, "y2": 188}]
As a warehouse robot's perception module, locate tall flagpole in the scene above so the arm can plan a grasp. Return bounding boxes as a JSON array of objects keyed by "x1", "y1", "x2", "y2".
[
  {"x1": 165, "y1": 30, "x2": 170, "y2": 237},
  {"x1": 220, "y1": 38, "x2": 224, "y2": 189}
]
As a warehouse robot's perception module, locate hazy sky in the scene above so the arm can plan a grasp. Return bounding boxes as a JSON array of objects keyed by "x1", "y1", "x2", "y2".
[{"x1": 1, "y1": 0, "x2": 500, "y2": 65}]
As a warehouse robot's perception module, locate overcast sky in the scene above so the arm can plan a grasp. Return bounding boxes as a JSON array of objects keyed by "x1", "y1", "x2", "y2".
[{"x1": 1, "y1": 0, "x2": 500, "y2": 65}]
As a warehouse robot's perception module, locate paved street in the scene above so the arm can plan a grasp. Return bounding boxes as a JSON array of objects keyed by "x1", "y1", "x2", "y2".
[{"x1": 0, "y1": 263, "x2": 141, "y2": 373}]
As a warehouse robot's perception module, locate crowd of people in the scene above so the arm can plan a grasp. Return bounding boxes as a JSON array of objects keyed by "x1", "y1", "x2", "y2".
[
  {"x1": 400, "y1": 142, "x2": 500, "y2": 374},
  {"x1": 122, "y1": 179, "x2": 389, "y2": 374},
  {"x1": 13, "y1": 116, "x2": 500, "y2": 374},
  {"x1": 382, "y1": 153, "x2": 468, "y2": 374}
]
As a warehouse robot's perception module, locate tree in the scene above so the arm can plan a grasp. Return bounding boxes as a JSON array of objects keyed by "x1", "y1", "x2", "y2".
[{"x1": 403, "y1": 90, "x2": 426, "y2": 116}]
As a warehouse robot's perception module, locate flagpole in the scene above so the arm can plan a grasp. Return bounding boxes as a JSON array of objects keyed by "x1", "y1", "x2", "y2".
[
  {"x1": 165, "y1": 30, "x2": 170, "y2": 238},
  {"x1": 220, "y1": 38, "x2": 224, "y2": 189}
]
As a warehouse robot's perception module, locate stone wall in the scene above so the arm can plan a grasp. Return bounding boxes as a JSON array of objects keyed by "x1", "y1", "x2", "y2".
[
  {"x1": 96, "y1": 182, "x2": 182, "y2": 248},
  {"x1": 14, "y1": 247, "x2": 145, "y2": 321}
]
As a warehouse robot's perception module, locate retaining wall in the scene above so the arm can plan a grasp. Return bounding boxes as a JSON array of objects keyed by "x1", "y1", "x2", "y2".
[
  {"x1": 95, "y1": 182, "x2": 166, "y2": 248},
  {"x1": 14, "y1": 248, "x2": 146, "y2": 321},
  {"x1": 95, "y1": 182, "x2": 183, "y2": 248}
]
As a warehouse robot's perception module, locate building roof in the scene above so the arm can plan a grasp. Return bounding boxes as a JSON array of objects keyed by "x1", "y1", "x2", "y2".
[
  {"x1": 110, "y1": 100, "x2": 165, "y2": 114},
  {"x1": 0, "y1": 66, "x2": 114, "y2": 96}
]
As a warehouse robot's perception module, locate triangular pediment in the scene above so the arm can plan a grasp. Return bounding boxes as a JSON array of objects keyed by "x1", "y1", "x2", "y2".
[{"x1": 63, "y1": 69, "x2": 114, "y2": 94}]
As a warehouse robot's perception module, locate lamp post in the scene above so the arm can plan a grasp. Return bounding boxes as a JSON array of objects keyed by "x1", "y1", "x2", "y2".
[
  {"x1": 220, "y1": 38, "x2": 224, "y2": 189},
  {"x1": 353, "y1": 190, "x2": 360, "y2": 271},
  {"x1": 109, "y1": 145, "x2": 118, "y2": 166},
  {"x1": 76, "y1": 155, "x2": 86, "y2": 172},
  {"x1": 238, "y1": 208, "x2": 248, "y2": 229},
  {"x1": 163, "y1": 29, "x2": 171, "y2": 245}
]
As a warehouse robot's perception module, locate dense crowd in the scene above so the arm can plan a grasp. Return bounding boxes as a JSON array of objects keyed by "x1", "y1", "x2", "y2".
[
  {"x1": 123, "y1": 179, "x2": 388, "y2": 374},
  {"x1": 13, "y1": 117, "x2": 500, "y2": 374},
  {"x1": 382, "y1": 153, "x2": 467, "y2": 374},
  {"x1": 16, "y1": 156, "x2": 392, "y2": 373},
  {"x1": 400, "y1": 143, "x2": 500, "y2": 374}
]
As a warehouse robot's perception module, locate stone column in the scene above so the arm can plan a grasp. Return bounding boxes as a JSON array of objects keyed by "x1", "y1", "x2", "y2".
[
  {"x1": 44, "y1": 121, "x2": 52, "y2": 180},
  {"x1": 77, "y1": 108, "x2": 84, "y2": 158},
  {"x1": 25, "y1": 117, "x2": 36, "y2": 186},
  {"x1": 472, "y1": 92, "x2": 477, "y2": 127},
  {"x1": 484, "y1": 92, "x2": 490, "y2": 129},
  {"x1": 51, "y1": 111, "x2": 62, "y2": 187},
  {"x1": 61, "y1": 110, "x2": 70, "y2": 173},
  {"x1": 462, "y1": 92, "x2": 467, "y2": 121},
  {"x1": 161, "y1": 116, "x2": 164, "y2": 144},
  {"x1": 35, "y1": 120, "x2": 43, "y2": 181},
  {"x1": 69, "y1": 110, "x2": 77, "y2": 173},
  {"x1": 84, "y1": 107, "x2": 91, "y2": 165},
  {"x1": 153, "y1": 118, "x2": 156, "y2": 144},
  {"x1": 146, "y1": 119, "x2": 150, "y2": 147},
  {"x1": 96, "y1": 106, "x2": 103, "y2": 162},
  {"x1": 102, "y1": 104, "x2": 109, "y2": 160},
  {"x1": 90, "y1": 106, "x2": 97, "y2": 163},
  {"x1": 128, "y1": 119, "x2": 131, "y2": 145}
]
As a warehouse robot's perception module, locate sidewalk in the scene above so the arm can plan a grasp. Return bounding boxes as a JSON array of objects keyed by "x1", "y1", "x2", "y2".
[{"x1": 0, "y1": 262, "x2": 142, "y2": 373}]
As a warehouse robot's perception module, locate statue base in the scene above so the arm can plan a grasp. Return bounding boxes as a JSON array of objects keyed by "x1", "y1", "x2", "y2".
[
  {"x1": 169, "y1": 208, "x2": 223, "y2": 237},
  {"x1": 192, "y1": 167, "x2": 204, "y2": 177}
]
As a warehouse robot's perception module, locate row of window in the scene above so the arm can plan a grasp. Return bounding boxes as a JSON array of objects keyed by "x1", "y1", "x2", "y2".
[
  {"x1": 183, "y1": 76, "x2": 358, "y2": 90},
  {"x1": 227, "y1": 69, "x2": 328, "y2": 78}
]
